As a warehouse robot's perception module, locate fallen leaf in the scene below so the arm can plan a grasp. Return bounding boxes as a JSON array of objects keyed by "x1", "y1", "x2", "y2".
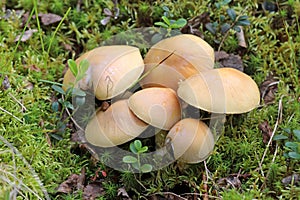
[
  {"x1": 215, "y1": 51, "x2": 244, "y2": 72},
  {"x1": 258, "y1": 121, "x2": 273, "y2": 144},
  {"x1": 260, "y1": 74, "x2": 279, "y2": 104},
  {"x1": 83, "y1": 182, "x2": 105, "y2": 200},
  {"x1": 38, "y1": 13, "x2": 62, "y2": 25},
  {"x1": 1, "y1": 75, "x2": 11, "y2": 90},
  {"x1": 117, "y1": 187, "x2": 132, "y2": 200},
  {"x1": 14, "y1": 29, "x2": 37, "y2": 42},
  {"x1": 217, "y1": 175, "x2": 242, "y2": 189},
  {"x1": 282, "y1": 173, "x2": 299, "y2": 186},
  {"x1": 57, "y1": 174, "x2": 80, "y2": 193},
  {"x1": 77, "y1": 168, "x2": 86, "y2": 191}
]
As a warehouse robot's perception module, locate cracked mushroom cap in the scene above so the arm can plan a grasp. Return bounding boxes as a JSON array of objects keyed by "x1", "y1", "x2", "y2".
[
  {"x1": 140, "y1": 34, "x2": 214, "y2": 90},
  {"x1": 166, "y1": 118, "x2": 215, "y2": 163},
  {"x1": 128, "y1": 87, "x2": 181, "y2": 130},
  {"x1": 177, "y1": 67, "x2": 260, "y2": 114},
  {"x1": 85, "y1": 99, "x2": 148, "y2": 147},
  {"x1": 63, "y1": 45, "x2": 144, "y2": 100}
]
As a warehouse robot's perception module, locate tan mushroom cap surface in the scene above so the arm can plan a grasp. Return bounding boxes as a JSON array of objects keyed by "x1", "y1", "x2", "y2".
[
  {"x1": 63, "y1": 45, "x2": 144, "y2": 100},
  {"x1": 85, "y1": 99, "x2": 148, "y2": 147},
  {"x1": 177, "y1": 67, "x2": 260, "y2": 114},
  {"x1": 128, "y1": 87, "x2": 181, "y2": 130},
  {"x1": 166, "y1": 118, "x2": 215, "y2": 163},
  {"x1": 140, "y1": 34, "x2": 214, "y2": 90}
]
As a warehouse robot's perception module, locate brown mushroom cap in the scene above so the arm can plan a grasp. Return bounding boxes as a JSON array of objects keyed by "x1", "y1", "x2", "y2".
[
  {"x1": 177, "y1": 68, "x2": 260, "y2": 114},
  {"x1": 166, "y1": 118, "x2": 215, "y2": 163},
  {"x1": 140, "y1": 34, "x2": 214, "y2": 90},
  {"x1": 63, "y1": 45, "x2": 144, "y2": 100},
  {"x1": 85, "y1": 99, "x2": 148, "y2": 147},
  {"x1": 128, "y1": 87, "x2": 181, "y2": 130}
]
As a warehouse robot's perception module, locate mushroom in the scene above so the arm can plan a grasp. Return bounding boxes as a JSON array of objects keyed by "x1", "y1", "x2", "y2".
[
  {"x1": 166, "y1": 118, "x2": 215, "y2": 163},
  {"x1": 140, "y1": 34, "x2": 215, "y2": 90},
  {"x1": 177, "y1": 67, "x2": 260, "y2": 114},
  {"x1": 63, "y1": 45, "x2": 144, "y2": 100},
  {"x1": 85, "y1": 99, "x2": 148, "y2": 147},
  {"x1": 128, "y1": 87, "x2": 181, "y2": 130}
]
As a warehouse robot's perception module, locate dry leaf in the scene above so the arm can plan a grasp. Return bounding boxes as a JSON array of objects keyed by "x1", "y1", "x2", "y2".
[
  {"x1": 117, "y1": 187, "x2": 132, "y2": 200},
  {"x1": 258, "y1": 121, "x2": 273, "y2": 144},
  {"x1": 1, "y1": 75, "x2": 11, "y2": 90},
  {"x1": 83, "y1": 182, "x2": 105, "y2": 200},
  {"x1": 282, "y1": 173, "x2": 299, "y2": 186},
  {"x1": 260, "y1": 75, "x2": 279, "y2": 104},
  {"x1": 215, "y1": 51, "x2": 244, "y2": 72},
  {"x1": 38, "y1": 13, "x2": 62, "y2": 25},
  {"x1": 57, "y1": 174, "x2": 80, "y2": 193},
  {"x1": 14, "y1": 29, "x2": 37, "y2": 42}
]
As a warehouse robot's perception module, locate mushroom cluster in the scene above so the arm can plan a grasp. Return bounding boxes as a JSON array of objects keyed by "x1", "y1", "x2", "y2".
[{"x1": 63, "y1": 34, "x2": 260, "y2": 164}]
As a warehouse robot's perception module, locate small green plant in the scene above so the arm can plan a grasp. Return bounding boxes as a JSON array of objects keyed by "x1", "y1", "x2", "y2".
[
  {"x1": 205, "y1": 0, "x2": 250, "y2": 51},
  {"x1": 274, "y1": 129, "x2": 300, "y2": 159},
  {"x1": 154, "y1": 6, "x2": 187, "y2": 29},
  {"x1": 122, "y1": 140, "x2": 153, "y2": 173},
  {"x1": 50, "y1": 59, "x2": 89, "y2": 139}
]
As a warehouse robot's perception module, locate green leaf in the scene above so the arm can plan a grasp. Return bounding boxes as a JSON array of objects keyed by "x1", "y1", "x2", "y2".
[
  {"x1": 134, "y1": 140, "x2": 142, "y2": 151},
  {"x1": 140, "y1": 164, "x2": 153, "y2": 173},
  {"x1": 52, "y1": 85, "x2": 66, "y2": 95},
  {"x1": 122, "y1": 155, "x2": 137, "y2": 163},
  {"x1": 154, "y1": 22, "x2": 169, "y2": 28},
  {"x1": 130, "y1": 142, "x2": 138, "y2": 154},
  {"x1": 171, "y1": 18, "x2": 187, "y2": 28},
  {"x1": 205, "y1": 23, "x2": 216, "y2": 35},
  {"x1": 132, "y1": 162, "x2": 139, "y2": 170},
  {"x1": 75, "y1": 96, "x2": 85, "y2": 106},
  {"x1": 221, "y1": 23, "x2": 231, "y2": 33},
  {"x1": 72, "y1": 88, "x2": 86, "y2": 97},
  {"x1": 238, "y1": 15, "x2": 248, "y2": 21},
  {"x1": 273, "y1": 134, "x2": 289, "y2": 141},
  {"x1": 292, "y1": 130, "x2": 300, "y2": 141},
  {"x1": 63, "y1": 101, "x2": 74, "y2": 110},
  {"x1": 233, "y1": 25, "x2": 241, "y2": 32},
  {"x1": 162, "y1": 16, "x2": 171, "y2": 26},
  {"x1": 138, "y1": 146, "x2": 148, "y2": 153},
  {"x1": 68, "y1": 59, "x2": 78, "y2": 77},
  {"x1": 51, "y1": 101, "x2": 59, "y2": 112},
  {"x1": 227, "y1": 8, "x2": 236, "y2": 21},
  {"x1": 288, "y1": 152, "x2": 300, "y2": 159},
  {"x1": 236, "y1": 18, "x2": 250, "y2": 26},
  {"x1": 79, "y1": 59, "x2": 89, "y2": 75},
  {"x1": 285, "y1": 142, "x2": 299, "y2": 151}
]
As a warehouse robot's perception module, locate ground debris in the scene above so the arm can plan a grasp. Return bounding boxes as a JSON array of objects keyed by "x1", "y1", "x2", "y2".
[
  {"x1": 282, "y1": 173, "x2": 299, "y2": 186},
  {"x1": 83, "y1": 182, "x2": 105, "y2": 200},
  {"x1": 57, "y1": 174, "x2": 81, "y2": 193},
  {"x1": 57, "y1": 167, "x2": 106, "y2": 200},
  {"x1": 1, "y1": 75, "x2": 11, "y2": 90},
  {"x1": 258, "y1": 121, "x2": 273, "y2": 145},
  {"x1": 117, "y1": 187, "x2": 132, "y2": 200},
  {"x1": 38, "y1": 13, "x2": 62, "y2": 25},
  {"x1": 215, "y1": 51, "x2": 244, "y2": 72},
  {"x1": 260, "y1": 74, "x2": 279, "y2": 104},
  {"x1": 14, "y1": 29, "x2": 37, "y2": 42}
]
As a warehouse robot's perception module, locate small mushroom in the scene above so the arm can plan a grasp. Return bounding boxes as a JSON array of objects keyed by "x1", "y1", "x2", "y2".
[
  {"x1": 140, "y1": 34, "x2": 214, "y2": 90},
  {"x1": 166, "y1": 118, "x2": 215, "y2": 163},
  {"x1": 63, "y1": 45, "x2": 144, "y2": 100},
  {"x1": 128, "y1": 87, "x2": 181, "y2": 130},
  {"x1": 85, "y1": 99, "x2": 148, "y2": 147},
  {"x1": 177, "y1": 67, "x2": 260, "y2": 114}
]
